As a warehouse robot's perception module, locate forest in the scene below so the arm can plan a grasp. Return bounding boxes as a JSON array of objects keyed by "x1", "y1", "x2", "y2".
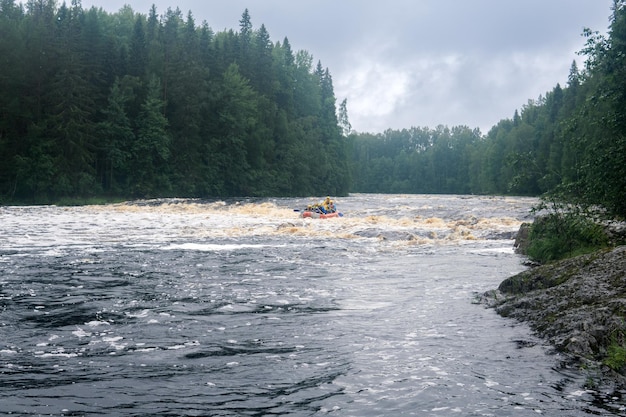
[
  {"x1": 0, "y1": 0, "x2": 351, "y2": 201},
  {"x1": 0, "y1": 0, "x2": 625, "y2": 221}
]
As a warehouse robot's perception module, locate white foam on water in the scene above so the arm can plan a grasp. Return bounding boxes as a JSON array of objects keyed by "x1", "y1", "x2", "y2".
[
  {"x1": 568, "y1": 389, "x2": 593, "y2": 397},
  {"x1": 125, "y1": 309, "x2": 150, "y2": 318},
  {"x1": 167, "y1": 345, "x2": 187, "y2": 350},
  {"x1": 36, "y1": 347, "x2": 79, "y2": 358},
  {"x1": 39, "y1": 352, "x2": 79, "y2": 358},
  {"x1": 161, "y1": 243, "x2": 279, "y2": 251},
  {"x1": 86, "y1": 320, "x2": 110, "y2": 327},
  {"x1": 0, "y1": 196, "x2": 535, "y2": 259},
  {"x1": 102, "y1": 336, "x2": 123, "y2": 342},
  {"x1": 72, "y1": 328, "x2": 92, "y2": 338}
]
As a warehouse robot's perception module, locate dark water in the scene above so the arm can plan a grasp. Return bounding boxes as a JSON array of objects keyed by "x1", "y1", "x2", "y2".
[{"x1": 1, "y1": 194, "x2": 624, "y2": 416}]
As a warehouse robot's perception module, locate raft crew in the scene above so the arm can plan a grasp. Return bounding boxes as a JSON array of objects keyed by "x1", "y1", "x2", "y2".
[{"x1": 306, "y1": 197, "x2": 337, "y2": 214}]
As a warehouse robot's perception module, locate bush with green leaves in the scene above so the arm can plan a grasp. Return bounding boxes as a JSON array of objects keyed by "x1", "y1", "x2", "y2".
[
  {"x1": 604, "y1": 328, "x2": 626, "y2": 372},
  {"x1": 526, "y1": 200, "x2": 610, "y2": 263}
]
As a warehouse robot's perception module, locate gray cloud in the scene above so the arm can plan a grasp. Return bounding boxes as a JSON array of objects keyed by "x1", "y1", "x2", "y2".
[{"x1": 80, "y1": 0, "x2": 613, "y2": 133}]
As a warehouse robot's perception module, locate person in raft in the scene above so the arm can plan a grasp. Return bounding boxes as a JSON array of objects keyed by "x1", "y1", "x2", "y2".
[
  {"x1": 306, "y1": 197, "x2": 337, "y2": 214},
  {"x1": 323, "y1": 197, "x2": 336, "y2": 213}
]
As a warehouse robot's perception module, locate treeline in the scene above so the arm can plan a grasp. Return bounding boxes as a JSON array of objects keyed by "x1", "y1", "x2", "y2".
[
  {"x1": 349, "y1": 1, "x2": 626, "y2": 219},
  {"x1": 0, "y1": 1, "x2": 350, "y2": 201},
  {"x1": 348, "y1": 125, "x2": 482, "y2": 195}
]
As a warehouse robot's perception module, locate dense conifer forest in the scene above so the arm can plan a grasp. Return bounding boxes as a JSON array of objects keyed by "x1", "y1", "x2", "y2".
[
  {"x1": 0, "y1": 1, "x2": 351, "y2": 201},
  {"x1": 1, "y1": 0, "x2": 625, "y2": 220}
]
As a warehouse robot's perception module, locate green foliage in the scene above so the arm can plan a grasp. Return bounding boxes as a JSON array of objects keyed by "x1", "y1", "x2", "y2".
[
  {"x1": 525, "y1": 200, "x2": 610, "y2": 263},
  {"x1": 132, "y1": 75, "x2": 171, "y2": 197},
  {"x1": 604, "y1": 333, "x2": 626, "y2": 372},
  {"x1": 349, "y1": 125, "x2": 481, "y2": 194},
  {"x1": 0, "y1": 5, "x2": 349, "y2": 202}
]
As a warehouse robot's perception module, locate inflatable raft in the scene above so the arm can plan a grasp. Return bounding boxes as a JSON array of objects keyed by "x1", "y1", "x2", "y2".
[{"x1": 301, "y1": 210, "x2": 341, "y2": 219}]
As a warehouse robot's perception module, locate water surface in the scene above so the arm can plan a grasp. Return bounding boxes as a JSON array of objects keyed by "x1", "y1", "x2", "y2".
[{"x1": 1, "y1": 194, "x2": 624, "y2": 416}]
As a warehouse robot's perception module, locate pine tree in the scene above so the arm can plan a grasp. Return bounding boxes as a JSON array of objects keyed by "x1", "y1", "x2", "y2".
[
  {"x1": 132, "y1": 75, "x2": 171, "y2": 197},
  {"x1": 97, "y1": 78, "x2": 134, "y2": 193},
  {"x1": 338, "y1": 98, "x2": 352, "y2": 137}
]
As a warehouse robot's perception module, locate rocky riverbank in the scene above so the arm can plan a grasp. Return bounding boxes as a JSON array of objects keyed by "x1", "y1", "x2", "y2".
[{"x1": 479, "y1": 245, "x2": 626, "y2": 390}]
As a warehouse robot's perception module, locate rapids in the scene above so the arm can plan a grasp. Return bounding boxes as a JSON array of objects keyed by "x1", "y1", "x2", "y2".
[{"x1": 1, "y1": 194, "x2": 624, "y2": 416}]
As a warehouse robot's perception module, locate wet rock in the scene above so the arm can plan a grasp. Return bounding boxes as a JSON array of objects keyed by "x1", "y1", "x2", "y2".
[
  {"x1": 514, "y1": 222, "x2": 532, "y2": 254},
  {"x1": 480, "y1": 245, "x2": 626, "y2": 388},
  {"x1": 485, "y1": 230, "x2": 517, "y2": 240},
  {"x1": 606, "y1": 221, "x2": 626, "y2": 245},
  {"x1": 353, "y1": 229, "x2": 421, "y2": 241}
]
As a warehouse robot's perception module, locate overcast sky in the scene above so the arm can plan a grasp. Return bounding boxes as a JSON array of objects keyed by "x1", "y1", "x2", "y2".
[{"x1": 78, "y1": 0, "x2": 614, "y2": 134}]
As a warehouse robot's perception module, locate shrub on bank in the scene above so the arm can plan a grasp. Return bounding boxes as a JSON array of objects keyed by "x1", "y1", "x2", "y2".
[{"x1": 525, "y1": 212, "x2": 610, "y2": 264}]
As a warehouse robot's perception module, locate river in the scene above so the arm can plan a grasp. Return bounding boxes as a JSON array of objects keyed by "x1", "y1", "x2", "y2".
[{"x1": 1, "y1": 194, "x2": 624, "y2": 416}]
